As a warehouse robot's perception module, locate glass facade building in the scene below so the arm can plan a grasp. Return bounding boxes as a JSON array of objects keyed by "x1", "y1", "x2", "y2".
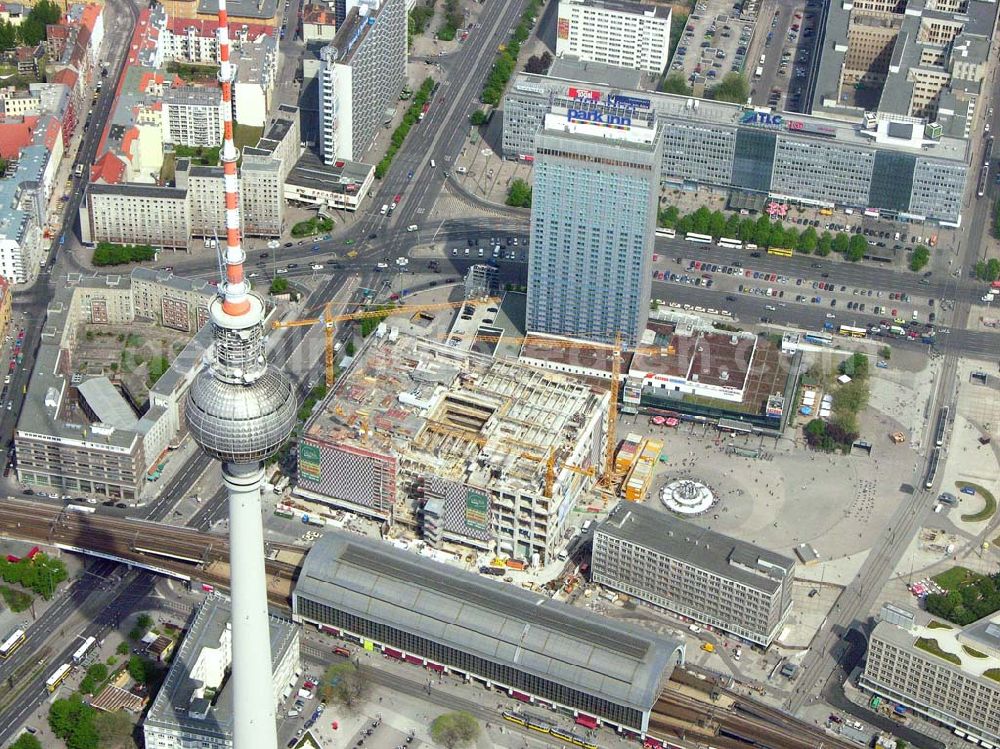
[
  {"x1": 527, "y1": 111, "x2": 662, "y2": 347},
  {"x1": 504, "y1": 72, "x2": 969, "y2": 224}
]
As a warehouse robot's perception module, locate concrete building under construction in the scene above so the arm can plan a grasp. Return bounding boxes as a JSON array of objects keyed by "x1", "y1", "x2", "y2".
[{"x1": 294, "y1": 329, "x2": 610, "y2": 566}]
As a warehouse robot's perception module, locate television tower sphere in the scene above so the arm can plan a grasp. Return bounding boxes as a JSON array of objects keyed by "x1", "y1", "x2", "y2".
[{"x1": 186, "y1": 295, "x2": 297, "y2": 464}]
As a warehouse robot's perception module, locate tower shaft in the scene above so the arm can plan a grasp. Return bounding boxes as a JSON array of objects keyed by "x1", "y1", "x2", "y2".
[{"x1": 224, "y1": 463, "x2": 278, "y2": 749}]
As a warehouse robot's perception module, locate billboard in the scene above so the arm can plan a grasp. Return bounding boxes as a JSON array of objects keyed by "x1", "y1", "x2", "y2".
[
  {"x1": 568, "y1": 86, "x2": 601, "y2": 101},
  {"x1": 607, "y1": 94, "x2": 651, "y2": 109},
  {"x1": 299, "y1": 443, "x2": 322, "y2": 480},
  {"x1": 557, "y1": 17, "x2": 570, "y2": 40},
  {"x1": 465, "y1": 490, "x2": 489, "y2": 532}
]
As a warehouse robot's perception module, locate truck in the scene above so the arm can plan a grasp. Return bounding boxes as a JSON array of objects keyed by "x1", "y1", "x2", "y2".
[
  {"x1": 754, "y1": 65, "x2": 763, "y2": 78},
  {"x1": 419, "y1": 102, "x2": 430, "y2": 122}
]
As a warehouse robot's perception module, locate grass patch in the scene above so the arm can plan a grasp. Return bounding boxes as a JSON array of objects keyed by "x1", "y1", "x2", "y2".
[
  {"x1": 914, "y1": 637, "x2": 961, "y2": 665},
  {"x1": 964, "y1": 645, "x2": 987, "y2": 658},
  {"x1": 173, "y1": 145, "x2": 220, "y2": 167},
  {"x1": 291, "y1": 217, "x2": 334, "y2": 238},
  {"x1": 0, "y1": 584, "x2": 32, "y2": 613},
  {"x1": 160, "y1": 152, "x2": 176, "y2": 184},
  {"x1": 933, "y1": 566, "x2": 982, "y2": 591},
  {"x1": 927, "y1": 620, "x2": 954, "y2": 630},
  {"x1": 958, "y1": 482, "x2": 997, "y2": 523},
  {"x1": 985, "y1": 669, "x2": 1000, "y2": 683},
  {"x1": 234, "y1": 123, "x2": 263, "y2": 151},
  {"x1": 166, "y1": 61, "x2": 217, "y2": 82}
]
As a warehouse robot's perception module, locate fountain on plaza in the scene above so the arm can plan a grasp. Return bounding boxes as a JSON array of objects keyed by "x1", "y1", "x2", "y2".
[{"x1": 660, "y1": 478, "x2": 716, "y2": 515}]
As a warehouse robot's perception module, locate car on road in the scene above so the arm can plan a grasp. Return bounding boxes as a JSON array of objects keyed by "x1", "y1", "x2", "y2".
[
  {"x1": 310, "y1": 264, "x2": 324, "y2": 270},
  {"x1": 961, "y1": 486, "x2": 977, "y2": 496}
]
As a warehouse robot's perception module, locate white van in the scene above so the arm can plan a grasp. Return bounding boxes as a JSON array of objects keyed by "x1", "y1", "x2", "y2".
[
  {"x1": 456, "y1": 166, "x2": 468, "y2": 174},
  {"x1": 380, "y1": 204, "x2": 388, "y2": 215},
  {"x1": 430, "y1": 159, "x2": 436, "y2": 168},
  {"x1": 407, "y1": 224, "x2": 418, "y2": 232}
]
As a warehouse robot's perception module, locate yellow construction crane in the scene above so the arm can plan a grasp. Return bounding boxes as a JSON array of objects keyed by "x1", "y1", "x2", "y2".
[{"x1": 271, "y1": 299, "x2": 497, "y2": 388}]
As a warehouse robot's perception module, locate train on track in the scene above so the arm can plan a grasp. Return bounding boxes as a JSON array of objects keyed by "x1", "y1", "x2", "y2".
[{"x1": 502, "y1": 711, "x2": 599, "y2": 749}]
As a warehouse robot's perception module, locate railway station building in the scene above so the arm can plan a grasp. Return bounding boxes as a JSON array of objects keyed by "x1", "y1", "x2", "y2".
[{"x1": 292, "y1": 530, "x2": 686, "y2": 734}]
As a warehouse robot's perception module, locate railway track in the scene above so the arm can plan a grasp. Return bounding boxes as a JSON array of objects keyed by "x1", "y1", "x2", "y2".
[
  {"x1": 649, "y1": 681, "x2": 857, "y2": 749},
  {"x1": 0, "y1": 497, "x2": 302, "y2": 608}
]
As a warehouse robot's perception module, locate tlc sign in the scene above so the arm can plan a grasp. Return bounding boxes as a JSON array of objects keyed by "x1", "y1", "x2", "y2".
[
  {"x1": 741, "y1": 111, "x2": 783, "y2": 127},
  {"x1": 568, "y1": 87, "x2": 601, "y2": 101},
  {"x1": 567, "y1": 109, "x2": 632, "y2": 128}
]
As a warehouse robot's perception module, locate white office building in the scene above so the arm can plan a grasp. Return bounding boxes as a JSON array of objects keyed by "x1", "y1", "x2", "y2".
[
  {"x1": 555, "y1": 0, "x2": 672, "y2": 75},
  {"x1": 162, "y1": 86, "x2": 224, "y2": 147},
  {"x1": 318, "y1": 0, "x2": 407, "y2": 163},
  {"x1": 143, "y1": 594, "x2": 300, "y2": 749}
]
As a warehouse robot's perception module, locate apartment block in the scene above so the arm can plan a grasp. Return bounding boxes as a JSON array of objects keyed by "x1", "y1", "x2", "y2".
[
  {"x1": 555, "y1": 0, "x2": 671, "y2": 75},
  {"x1": 162, "y1": 86, "x2": 224, "y2": 147},
  {"x1": 527, "y1": 105, "x2": 661, "y2": 347},
  {"x1": 593, "y1": 502, "x2": 795, "y2": 647},
  {"x1": 318, "y1": 0, "x2": 406, "y2": 163},
  {"x1": 82, "y1": 184, "x2": 191, "y2": 249}
]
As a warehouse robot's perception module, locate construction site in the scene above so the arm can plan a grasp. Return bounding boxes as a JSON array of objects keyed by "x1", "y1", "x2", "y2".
[{"x1": 293, "y1": 324, "x2": 611, "y2": 566}]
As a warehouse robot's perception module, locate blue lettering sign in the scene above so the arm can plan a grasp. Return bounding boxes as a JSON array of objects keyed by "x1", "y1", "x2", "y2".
[
  {"x1": 567, "y1": 109, "x2": 632, "y2": 127},
  {"x1": 607, "y1": 94, "x2": 651, "y2": 110},
  {"x1": 741, "y1": 111, "x2": 783, "y2": 128}
]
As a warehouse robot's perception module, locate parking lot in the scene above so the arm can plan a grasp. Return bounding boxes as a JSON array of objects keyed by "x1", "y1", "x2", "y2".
[
  {"x1": 751, "y1": 0, "x2": 820, "y2": 112},
  {"x1": 669, "y1": 0, "x2": 757, "y2": 89}
]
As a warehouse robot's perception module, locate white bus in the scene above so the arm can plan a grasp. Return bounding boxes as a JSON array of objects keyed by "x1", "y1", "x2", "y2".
[
  {"x1": 685, "y1": 232, "x2": 713, "y2": 244},
  {"x1": 717, "y1": 237, "x2": 743, "y2": 249},
  {"x1": 0, "y1": 629, "x2": 26, "y2": 660},
  {"x1": 72, "y1": 635, "x2": 96, "y2": 665},
  {"x1": 654, "y1": 227, "x2": 676, "y2": 239}
]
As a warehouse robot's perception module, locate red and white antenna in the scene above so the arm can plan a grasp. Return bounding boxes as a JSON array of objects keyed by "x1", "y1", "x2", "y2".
[{"x1": 216, "y1": 0, "x2": 250, "y2": 317}]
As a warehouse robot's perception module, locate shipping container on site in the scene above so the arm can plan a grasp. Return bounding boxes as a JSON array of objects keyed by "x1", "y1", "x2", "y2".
[{"x1": 615, "y1": 433, "x2": 643, "y2": 473}]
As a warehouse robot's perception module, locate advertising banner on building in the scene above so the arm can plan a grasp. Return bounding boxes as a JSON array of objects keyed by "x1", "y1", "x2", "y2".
[
  {"x1": 299, "y1": 442, "x2": 322, "y2": 480},
  {"x1": 465, "y1": 489, "x2": 489, "y2": 532},
  {"x1": 557, "y1": 17, "x2": 570, "y2": 39}
]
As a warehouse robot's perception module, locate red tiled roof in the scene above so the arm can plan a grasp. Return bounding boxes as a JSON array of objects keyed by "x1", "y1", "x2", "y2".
[
  {"x1": 41, "y1": 116, "x2": 61, "y2": 149},
  {"x1": 120, "y1": 127, "x2": 138, "y2": 159},
  {"x1": 0, "y1": 116, "x2": 39, "y2": 159},
  {"x1": 52, "y1": 67, "x2": 78, "y2": 88},
  {"x1": 90, "y1": 151, "x2": 126, "y2": 184},
  {"x1": 166, "y1": 16, "x2": 274, "y2": 39}
]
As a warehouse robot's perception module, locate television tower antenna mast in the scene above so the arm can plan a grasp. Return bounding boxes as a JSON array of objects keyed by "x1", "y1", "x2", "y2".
[{"x1": 184, "y1": 2, "x2": 296, "y2": 747}]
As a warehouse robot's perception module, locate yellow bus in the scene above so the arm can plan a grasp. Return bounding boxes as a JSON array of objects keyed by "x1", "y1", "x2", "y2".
[
  {"x1": 838, "y1": 325, "x2": 867, "y2": 338},
  {"x1": 46, "y1": 663, "x2": 72, "y2": 693},
  {"x1": 767, "y1": 247, "x2": 793, "y2": 257}
]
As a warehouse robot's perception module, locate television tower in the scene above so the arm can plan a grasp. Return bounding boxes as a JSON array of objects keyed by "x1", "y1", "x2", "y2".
[{"x1": 184, "y1": 1, "x2": 296, "y2": 747}]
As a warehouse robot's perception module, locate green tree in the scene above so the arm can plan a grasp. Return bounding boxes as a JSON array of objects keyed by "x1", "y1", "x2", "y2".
[
  {"x1": 797, "y1": 226, "x2": 818, "y2": 254},
  {"x1": 321, "y1": 662, "x2": 370, "y2": 709},
  {"x1": 723, "y1": 213, "x2": 741, "y2": 239},
  {"x1": 269, "y1": 277, "x2": 289, "y2": 294},
  {"x1": 879, "y1": 346, "x2": 891, "y2": 361},
  {"x1": 127, "y1": 656, "x2": 153, "y2": 684},
  {"x1": 973, "y1": 257, "x2": 1000, "y2": 282},
  {"x1": 847, "y1": 233, "x2": 867, "y2": 261},
  {"x1": 661, "y1": 72, "x2": 691, "y2": 95},
  {"x1": 49, "y1": 695, "x2": 99, "y2": 749},
  {"x1": 0, "y1": 20, "x2": 18, "y2": 50},
  {"x1": 738, "y1": 218, "x2": 756, "y2": 243},
  {"x1": 469, "y1": 109, "x2": 487, "y2": 126},
  {"x1": 430, "y1": 711, "x2": 481, "y2": 748},
  {"x1": 116, "y1": 642, "x2": 129, "y2": 655},
  {"x1": 707, "y1": 210, "x2": 726, "y2": 239},
  {"x1": 909, "y1": 245, "x2": 930, "y2": 272},
  {"x1": 832, "y1": 232, "x2": 850, "y2": 254},
  {"x1": 690, "y1": 206, "x2": 712, "y2": 234},
  {"x1": 781, "y1": 226, "x2": 799, "y2": 251},
  {"x1": 708, "y1": 73, "x2": 749, "y2": 103},
  {"x1": 93, "y1": 709, "x2": 134, "y2": 749},
  {"x1": 524, "y1": 51, "x2": 552, "y2": 74},
  {"x1": 136, "y1": 613, "x2": 153, "y2": 631},
  {"x1": 839, "y1": 352, "x2": 870, "y2": 380},
  {"x1": 345, "y1": 340, "x2": 356, "y2": 356},
  {"x1": 9, "y1": 734, "x2": 43, "y2": 749},
  {"x1": 505, "y1": 179, "x2": 532, "y2": 208},
  {"x1": 657, "y1": 205, "x2": 680, "y2": 228},
  {"x1": 754, "y1": 215, "x2": 771, "y2": 246},
  {"x1": 816, "y1": 231, "x2": 833, "y2": 257}
]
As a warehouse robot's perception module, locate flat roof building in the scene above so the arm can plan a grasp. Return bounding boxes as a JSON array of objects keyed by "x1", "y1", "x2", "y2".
[
  {"x1": 318, "y1": 0, "x2": 406, "y2": 163},
  {"x1": 862, "y1": 606, "x2": 1000, "y2": 746},
  {"x1": 527, "y1": 107, "x2": 661, "y2": 348},
  {"x1": 811, "y1": 0, "x2": 997, "y2": 139},
  {"x1": 292, "y1": 530, "x2": 685, "y2": 733},
  {"x1": 143, "y1": 594, "x2": 300, "y2": 749},
  {"x1": 15, "y1": 270, "x2": 215, "y2": 501},
  {"x1": 284, "y1": 148, "x2": 374, "y2": 212},
  {"x1": 593, "y1": 501, "x2": 795, "y2": 647},
  {"x1": 503, "y1": 61, "x2": 970, "y2": 224},
  {"x1": 555, "y1": 0, "x2": 672, "y2": 75},
  {"x1": 294, "y1": 330, "x2": 609, "y2": 565}
]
